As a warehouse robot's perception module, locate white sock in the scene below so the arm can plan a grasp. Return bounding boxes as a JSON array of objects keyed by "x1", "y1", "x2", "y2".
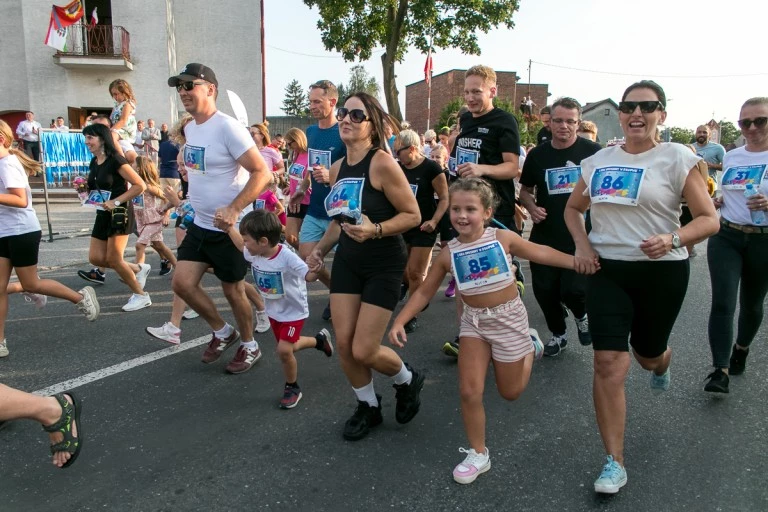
[
  {"x1": 392, "y1": 362, "x2": 412, "y2": 386},
  {"x1": 241, "y1": 340, "x2": 258, "y2": 351},
  {"x1": 256, "y1": 308, "x2": 266, "y2": 315},
  {"x1": 353, "y1": 381, "x2": 378, "y2": 407},
  {"x1": 214, "y1": 323, "x2": 234, "y2": 339}
]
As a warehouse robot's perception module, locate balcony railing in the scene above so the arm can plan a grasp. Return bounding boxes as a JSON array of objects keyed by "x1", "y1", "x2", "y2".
[{"x1": 56, "y1": 23, "x2": 131, "y2": 61}]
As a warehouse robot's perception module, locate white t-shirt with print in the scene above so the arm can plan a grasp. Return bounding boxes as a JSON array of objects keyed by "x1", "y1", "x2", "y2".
[
  {"x1": 580, "y1": 143, "x2": 701, "y2": 261},
  {"x1": 719, "y1": 146, "x2": 768, "y2": 226},
  {"x1": 243, "y1": 244, "x2": 309, "y2": 322},
  {"x1": 184, "y1": 111, "x2": 256, "y2": 231},
  {"x1": 0, "y1": 154, "x2": 41, "y2": 238}
]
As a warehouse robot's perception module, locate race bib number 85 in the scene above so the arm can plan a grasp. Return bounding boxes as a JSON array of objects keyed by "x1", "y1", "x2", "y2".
[{"x1": 451, "y1": 240, "x2": 512, "y2": 291}]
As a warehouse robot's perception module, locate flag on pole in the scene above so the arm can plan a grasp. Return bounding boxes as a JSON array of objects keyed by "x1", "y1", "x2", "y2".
[
  {"x1": 424, "y1": 48, "x2": 433, "y2": 87},
  {"x1": 89, "y1": 7, "x2": 98, "y2": 27},
  {"x1": 44, "y1": 0, "x2": 85, "y2": 51}
]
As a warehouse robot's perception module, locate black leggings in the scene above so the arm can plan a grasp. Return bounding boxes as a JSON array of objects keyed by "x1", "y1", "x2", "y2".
[
  {"x1": 530, "y1": 262, "x2": 586, "y2": 336},
  {"x1": 707, "y1": 225, "x2": 768, "y2": 368}
]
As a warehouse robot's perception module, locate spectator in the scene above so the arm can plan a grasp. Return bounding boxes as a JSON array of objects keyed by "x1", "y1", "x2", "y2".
[
  {"x1": 15, "y1": 112, "x2": 41, "y2": 161},
  {"x1": 54, "y1": 117, "x2": 69, "y2": 133},
  {"x1": 577, "y1": 120, "x2": 599, "y2": 142}
]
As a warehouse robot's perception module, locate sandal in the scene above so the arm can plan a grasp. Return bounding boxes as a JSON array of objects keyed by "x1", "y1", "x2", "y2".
[{"x1": 42, "y1": 392, "x2": 82, "y2": 469}]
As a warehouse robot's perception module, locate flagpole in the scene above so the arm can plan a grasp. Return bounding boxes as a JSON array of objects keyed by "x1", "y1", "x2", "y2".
[{"x1": 425, "y1": 41, "x2": 433, "y2": 132}]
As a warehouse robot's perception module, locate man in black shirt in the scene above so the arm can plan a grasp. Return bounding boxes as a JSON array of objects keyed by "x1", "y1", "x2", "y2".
[
  {"x1": 537, "y1": 106, "x2": 552, "y2": 145},
  {"x1": 519, "y1": 97, "x2": 602, "y2": 356}
]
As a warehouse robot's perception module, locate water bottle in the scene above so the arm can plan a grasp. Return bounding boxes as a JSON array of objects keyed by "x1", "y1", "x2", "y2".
[
  {"x1": 346, "y1": 200, "x2": 363, "y2": 225},
  {"x1": 744, "y1": 184, "x2": 766, "y2": 225}
]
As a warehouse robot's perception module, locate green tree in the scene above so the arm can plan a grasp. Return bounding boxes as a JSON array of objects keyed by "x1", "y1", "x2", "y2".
[
  {"x1": 718, "y1": 120, "x2": 739, "y2": 146},
  {"x1": 281, "y1": 79, "x2": 309, "y2": 117},
  {"x1": 303, "y1": 0, "x2": 520, "y2": 120},
  {"x1": 436, "y1": 98, "x2": 465, "y2": 130},
  {"x1": 337, "y1": 65, "x2": 381, "y2": 103},
  {"x1": 669, "y1": 127, "x2": 694, "y2": 144}
]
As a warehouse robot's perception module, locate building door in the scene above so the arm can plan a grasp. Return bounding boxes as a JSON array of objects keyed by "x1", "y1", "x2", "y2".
[
  {"x1": 68, "y1": 107, "x2": 86, "y2": 129},
  {"x1": 82, "y1": 0, "x2": 113, "y2": 55}
]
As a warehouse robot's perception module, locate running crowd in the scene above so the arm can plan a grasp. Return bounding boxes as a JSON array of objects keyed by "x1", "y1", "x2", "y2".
[{"x1": 1, "y1": 63, "x2": 767, "y2": 496}]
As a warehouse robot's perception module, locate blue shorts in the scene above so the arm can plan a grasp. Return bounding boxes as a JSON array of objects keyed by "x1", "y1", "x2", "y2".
[{"x1": 299, "y1": 214, "x2": 332, "y2": 244}]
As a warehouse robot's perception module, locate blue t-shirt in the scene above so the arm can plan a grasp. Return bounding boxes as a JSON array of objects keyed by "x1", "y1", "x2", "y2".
[
  {"x1": 158, "y1": 140, "x2": 180, "y2": 179},
  {"x1": 306, "y1": 123, "x2": 346, "y2": 218},
  {"x1": 692, "y1": 142, "x2": 725, "y2": 179}
]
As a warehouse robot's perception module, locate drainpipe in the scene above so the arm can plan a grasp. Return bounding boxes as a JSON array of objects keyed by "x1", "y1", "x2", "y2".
[{"x1": 260, "y1": 0, "x2": 266, "y2": 121}]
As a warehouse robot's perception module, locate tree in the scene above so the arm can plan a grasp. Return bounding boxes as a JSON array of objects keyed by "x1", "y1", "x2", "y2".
[
  {"x1": 337, "y1": 65, "x2": 381, "y2": 103},
  {"x1": 719, "y1": 120, "x2": 739, "y2": 146},
  {"x1": 436, "y1": 98, "x2": 465, "y2": 131},
  {"x1": 281, "y1": 79, "x2": 309, "y2": 117},
  {"x1": 669, "y1": 127, "x2": 694, "y2": 144},
  {"x1": 303, "y1": 0, "x2": 520, "y2": 121}
]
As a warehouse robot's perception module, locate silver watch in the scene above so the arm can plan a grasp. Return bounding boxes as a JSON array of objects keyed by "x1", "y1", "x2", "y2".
[
  {"x1": 670, "y1": 232, "x2": 681, "y2": 249},
  {"x1": 114, "y1": 200, "x2": 121, "y2": 206}
]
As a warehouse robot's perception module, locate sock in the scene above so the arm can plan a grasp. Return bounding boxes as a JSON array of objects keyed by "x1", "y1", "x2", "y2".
[
  {"x1": 353, "y1": 381, "x2": 378, "y2": 407},
  {"x1": 214, "y1": 323, "x2": 234, "y2": 339},
  {"x1": 241, "y1": 340, "x2": 258, "y2": 351},
  {"x1": 392, "y1": 362, "x2": 412, "y2": 386},
  {"x1": 286, "y1": 381, "x2": 299, "y2": 388}
]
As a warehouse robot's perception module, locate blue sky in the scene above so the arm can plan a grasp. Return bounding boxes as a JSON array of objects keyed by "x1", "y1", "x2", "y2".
[{"x1": 264, "y1": 0, "x2": 766, "y2": 129}]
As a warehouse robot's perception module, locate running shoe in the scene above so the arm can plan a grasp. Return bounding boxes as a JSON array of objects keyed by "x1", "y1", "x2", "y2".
[
  {"x1": 729, "y1": 345, "x2": 749, "y2": 375},
  {"x1": 704, "y1": 368, "x2": 729, "y2": 393},
  {"x1": 225, "y1": 344, "x2": 262, "y2": 374},
  {"x1": 76, "y1": 286, "x2": 100, "y2": 321},
  {"x1": 182, "y1": 309, "x2": 199, "y2": 320},
  {"x1": 136, "y1": 263, "x2": 152, "y2": 289},
  {"x1": 575, "y1": 314, "x2": 591, "y2": 346},
  {"x1": 315, "y1": 328, "x2": 334, "y2": 357},
  {"x1": 254, "y1": 310, "x2": 270, "y2": 333},
  {"x1": 159, "y1": 259, "x2": 173, "y2": 276},
  {"x1": 442, "y1": 336, "x2": 459, "y2": 358},
  {"x1": 543, "y1": 334, "x2": 567, "y2": 357},
  {"x1": 594, "y1": 456, "x2": 627, "y2": 494},
  {"x1": 122, "y1": 293, "x2": 152, "y2": 312},
  {"x1": 146, "y1": 322, "x2": 181, "y2": 345},
  {"x1": 201, "y1": 329, "x2": 241, "y2": 363},
  {"x1": 393, "y1": 364, "x2": 424, "y2": 424},
  {"x1": 530, "y1": 328, "x2": 544, "y2": 360},
  {"x1": 404, "y1": 317, "x2": 418, "y2": 334},
  {"x1": 322, "y1": 301, "x2": 332, "y2": 321},
  {"x1": 342, "y1": 395, "x2": 383, "y2": 441},
  {"x1": 453, "y1": 447, "x2": 491, "y2": 485},
  {"x1": 78, "y1": 267, "x2": 105, "y2": 285},
  {"x1": 279, "y1": 385, "x2": 303, "y2": 409},
  {"x1": 0, "y1": 338, "x2": 8, "y2": 358},
  {"x1": 444, "y1": 278, "x2": 456, "y2": 298},
  {"x1": 22, "y1": 292, "x2": 47, "y2": 309},
  {"x1": 650, "y1": 368, "x2": 670, "y2": 393}
]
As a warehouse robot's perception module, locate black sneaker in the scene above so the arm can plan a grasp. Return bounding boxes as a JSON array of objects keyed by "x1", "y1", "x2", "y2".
[
  {"x1": 393, "y1": 364, "x2": 425, "y2": 424},
  {"x1": 704, "y1": 368, "x2": 729, "y2": 393},
  {"x1": 322, "y1": 301, "x2": 332, "y2": 321},
  {"x1": 77, "y1": 267, "x2": 105, "y2": 285},
  {"x1": 404, "y1": 317, "x2": 418, "y2": 333},
  {"x1": 315, "y1": 328, "x2": 334, "y2": 357},
  {"x1": 729, "y1": 345, "x2": 749, "y2": 376},
  {"x1": 543, "y1": 334, "x2": 567, "y2": 357},
  {"x1": 442, "y1": 336, "x2": 459, "y2": 358},
  {"x1": 343, "y1": 394, "x2": 383, "y2": 441},
  {"x1": 159, "y1": 259, "x2": 173, "y2": 276},
  {"x1": 575, "y1": 315, "x2": 592, "y2": 346}
]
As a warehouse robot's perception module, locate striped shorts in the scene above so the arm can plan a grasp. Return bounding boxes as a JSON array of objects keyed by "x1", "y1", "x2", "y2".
[{"x1": 460, "y1": 296, "x2": 532, "y2": 363}]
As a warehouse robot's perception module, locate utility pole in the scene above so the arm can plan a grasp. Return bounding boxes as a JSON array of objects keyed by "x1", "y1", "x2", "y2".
[{"x1": 527, "y1": 59, "x2": 532, "y2": 100}]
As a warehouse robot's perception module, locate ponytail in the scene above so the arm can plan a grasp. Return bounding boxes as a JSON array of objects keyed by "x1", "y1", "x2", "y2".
[{"x1": 9, "y1": 148, "x2": 42, "y2": 177}]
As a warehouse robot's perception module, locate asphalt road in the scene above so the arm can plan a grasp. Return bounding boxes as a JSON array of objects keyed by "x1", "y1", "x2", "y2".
[{"x1": 1, "y1": 243, "x2": 767, "y2": 512}]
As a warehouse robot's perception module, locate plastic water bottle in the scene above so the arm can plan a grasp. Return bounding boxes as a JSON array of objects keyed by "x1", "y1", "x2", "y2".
[
  {"x1": 346, "y1": 200, "x2": 363, "y2": 225},
  {"x1": 744, "y1": 184, "x2": 766, "y2": 225}
]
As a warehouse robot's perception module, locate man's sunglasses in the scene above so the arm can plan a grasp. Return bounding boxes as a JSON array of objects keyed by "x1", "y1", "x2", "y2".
[
  {"x1": 738, "y1": 117, "x2": 768, "y2": 130},
  {"x1": 175, "y1": 81, "x2": 208, "y2": 92},
  {"x1": 618, "y1": 101, "x2": 664, "y2": 114},
  {"x1": 336, "y1": 108, "x2": 369, "y2": 123}
]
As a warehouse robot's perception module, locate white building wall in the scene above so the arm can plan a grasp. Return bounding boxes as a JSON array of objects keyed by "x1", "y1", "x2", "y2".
[{"x1": 0, "y1": 1, "x2": 30, "y2": 111}]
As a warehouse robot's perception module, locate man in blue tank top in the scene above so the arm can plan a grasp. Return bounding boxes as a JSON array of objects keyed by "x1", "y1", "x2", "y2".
[{"x1": 290, "y1": 80, "x2": 347, "y2": 320}]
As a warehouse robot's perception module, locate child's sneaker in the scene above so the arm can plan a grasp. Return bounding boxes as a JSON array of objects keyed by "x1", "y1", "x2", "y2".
[
  {"x1": 279, "y1": 385, "x2": 303, "y2": 409},
  {"x1": 453, "y1": 447, "x2": 491, "y2": 484},
  {"x1": 254, "y1": 310, "x2": 270, "y2": 333},
  {"x1": 78, "y1": 267, "x2": 105, "y2": 285},
  {"x1": 146, "y1": 322, "x2": 181, "y2": 345},
  {"x1": 22, "y1": 292, "x2": 47, "y2": 309},
  {"x1": 315, "y1": 328, "x2": 334, "y2": 357},
  {"x1": 444, "y1": 278, "x2": 456, "y2": 298},
  {"x1": 159, "y1": 259, "x2": 173, "y2": 276},
  {"x1": 0, "y1": 338, "x2": 8, "y2": 358},
  {"x1": 182, "y1": 309, "x2": 199, "y2": 320},
  {"x1": 594, "y1": 455, "x2": 627, "y2": 494},
  {"x1": 530, "y1": 328, "x2": 544, "y2": 360},
  {"x1": 650, "y1": 368, "x2": 670, "y2": 393}
]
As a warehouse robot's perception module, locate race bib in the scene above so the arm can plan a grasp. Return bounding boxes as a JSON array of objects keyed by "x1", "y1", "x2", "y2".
[
  {"x1": 546, "y1": 166, "x2": 581, "y2": 195},
  {"x1": 324, "y1": 177, "x2": 364, "y2": 217},
  {"x1": 82, "y1": 190, "x2": 111, "y2": 210},
  {"x1": 253, "y1": 269, "x2": 285, "y2": 299},
  {"x1": 254, "y1": 199, "x2": 266, "y2": 210},
  {"x1": 590, "y1": 166, "x2": 645, "y2": 206},
  {"x1": 448, "y1": 157, "x2": 457, "y2": 177},
  {"x1": 184, "y1": 145, "x2": 206, "y2": 174},
  {"x1": 456, "y1": 148, "x2": 480, "y2": 166},
  {"x1": 308, "y1": 149, "x2": 331, "y2": 170},
  {"x1": 451, "y1": 240, "x2": 512, "y2": 291},
  {"x1": 721, "y1": 164, "x2": 767, "y2": 190},
  {"x1": 132, "y1": 195, "x2": 145, "y2": 210},
  {"x1": 410, "y1": 184, "x2": 418, "y2": 196},
  {"x1": 288, "y1": 163, "x2": 306, "y2": 181}
]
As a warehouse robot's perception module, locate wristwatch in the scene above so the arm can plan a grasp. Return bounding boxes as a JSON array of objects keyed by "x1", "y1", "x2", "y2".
[
  {"x1": 670, "y1": 231, "x2": 681, "y2": 249},
  {"x1": 114, "y1": 200, "x2": 121, "y2": 206}
]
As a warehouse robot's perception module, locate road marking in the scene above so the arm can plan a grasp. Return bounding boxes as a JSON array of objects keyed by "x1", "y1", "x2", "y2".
[{"x1": 32, "y1": 334, "x2": 211, "y2": 396}]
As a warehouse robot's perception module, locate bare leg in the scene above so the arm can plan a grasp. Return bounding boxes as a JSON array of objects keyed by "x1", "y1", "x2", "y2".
[
  {"x1": 593, "y1": 350, "x2": 631, "y2": 465},
  {"x1": 457, "y1": 337, "x2": 491, "y2": 452},
  {"x1": 135, "y1": 243, "x2": 147, "y2": 265},
  {"x1": 0, "y1": 259, "x2": 12, "y2": 341},
  {"x1": 243, "y1": 282, "x2": 265, "y2": 312},
  {"x1": 13, "y1": 266, "x2": 82, "y2": 304},
  {"x1": 222, "y1": 280, "x2": 253, "y2": 341},
  {"x1": 106, "y1": 235, "x2": 143, "y2": 294},
  {"x1": 172, "y1": 261, "x2": 226, "y2": 331}
]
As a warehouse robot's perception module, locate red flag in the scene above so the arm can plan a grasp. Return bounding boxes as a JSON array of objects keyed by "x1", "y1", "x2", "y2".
[
  {"x1": 89, "y1": 7, "x2": 98, "y2": 27},
  {"x1": 424, "y1": 49, "x2": 433, "y2": 87},
  {"x1": 53, "y1": 0, "x2": 84, "y2": 27}
]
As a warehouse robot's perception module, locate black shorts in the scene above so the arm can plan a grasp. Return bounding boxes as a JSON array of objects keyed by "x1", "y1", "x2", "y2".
[
  {"x1": 91, "y1": 208, "x2": 136, "y2": 241},
  {"x1": 287, "y1": 203, "x2": 308, "y2": 220},
  {"x1": 679, "y1": 205, "x2": 693, "y2": 227},
  {"x1": 0, "y1": 230, "x2": 42, "y2": 267},
  {"x1": 402, "y1": 226, "x2": 438, "y2": 248},
  {"x1": 438, "y1": 211, "x2": 457, "y2": 244},
  {"x1": 330, "y1": 237, "x2": 407, "y2": 311},
  {"x1": 587, "y1": 258, "x2": 690, "y2": 358},
  {"x1": 177, "y1": 223, "x2": 248, "y2": 283}
]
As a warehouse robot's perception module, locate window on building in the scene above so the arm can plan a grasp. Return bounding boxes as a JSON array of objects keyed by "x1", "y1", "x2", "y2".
[{"x1": 604, "y1": 108, "x2": 610, "y2": 116}]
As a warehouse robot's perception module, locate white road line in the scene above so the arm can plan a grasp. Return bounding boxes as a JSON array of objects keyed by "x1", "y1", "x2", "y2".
[{"x1": 32, "y1": 334, "x2": 211, "y2": 396}]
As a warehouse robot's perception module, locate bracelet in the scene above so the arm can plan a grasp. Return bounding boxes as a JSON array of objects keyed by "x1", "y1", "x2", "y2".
[{"x1": 374, "y1": 223, "x2": 382, "y2": 239}]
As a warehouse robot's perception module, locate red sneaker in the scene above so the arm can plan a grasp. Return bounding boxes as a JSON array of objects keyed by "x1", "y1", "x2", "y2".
[
  {"x1": 201, "y1": 330, "x2": 240, "y2": 363},
  {"x1": 225, "y1": 345, "x2": 262, "y2": 374},
  {"x1": 279, "y1": 385, "x2": 303, "y2": 409}
]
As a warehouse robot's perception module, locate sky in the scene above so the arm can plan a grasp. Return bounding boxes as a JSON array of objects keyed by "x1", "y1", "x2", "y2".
[{"x1": 263, "y1": 0, "x2": 767, "y2": 130}]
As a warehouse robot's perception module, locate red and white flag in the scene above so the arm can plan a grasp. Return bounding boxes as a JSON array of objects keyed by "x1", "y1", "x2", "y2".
[
  {"x1": 89, "y1": 7, "x2": 98, "y2": 27},
  {"x1": 44, "y1": 0, "x2": 84, "y2": 51},
  {"x1": 424, "y1": 48, "x2": 433, "y2": 87}
]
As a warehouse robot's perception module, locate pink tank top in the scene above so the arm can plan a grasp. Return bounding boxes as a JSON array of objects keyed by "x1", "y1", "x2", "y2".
[{"x1": 448, "y1": 227, "x2": 515, "y2": 296}]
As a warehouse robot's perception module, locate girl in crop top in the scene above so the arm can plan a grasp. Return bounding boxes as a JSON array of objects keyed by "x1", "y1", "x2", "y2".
[{"x1": 390, "y1": 177, "x2": 593, "y2": 485}]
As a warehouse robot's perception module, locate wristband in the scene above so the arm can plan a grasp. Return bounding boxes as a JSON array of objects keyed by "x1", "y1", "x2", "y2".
[{"x1": 374, "y1": 223, "x2": 382, "y2": 239}]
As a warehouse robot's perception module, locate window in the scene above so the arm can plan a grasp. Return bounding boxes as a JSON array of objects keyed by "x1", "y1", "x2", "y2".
[{"x1": 604, "y1": 108, "x2": 610, "y2": 116}]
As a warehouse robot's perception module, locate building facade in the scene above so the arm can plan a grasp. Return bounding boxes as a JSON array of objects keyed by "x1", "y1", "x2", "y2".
[
  {"x1": 405, "y1": 69, "x2": 549, "y2": 133},
  {"x1": 0, "y1": 0, "x2": 263, "y2": 132},
  {"x1": 582, "y1": 99, "x2": 622, "y2": 145}
]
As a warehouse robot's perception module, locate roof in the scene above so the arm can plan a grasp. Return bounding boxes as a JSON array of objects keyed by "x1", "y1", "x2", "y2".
[{"x1": 583, "y1": 98, "x2": 619, "y2": 113}]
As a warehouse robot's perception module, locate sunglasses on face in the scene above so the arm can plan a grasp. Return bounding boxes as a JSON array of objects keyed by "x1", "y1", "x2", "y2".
[
  {"x1": 336, "y1": 107, "x2": 369, "y2": 123},
  {"x1": 618, "y1": 101, "x2": 664, "y2": 114},
  {"x1": 396, "y1": 145, "x2": 412, "y2": 156},
  {"x1": 175, "y1": 81, "x2": 208, "y2": 92},
  {"x1": 738, "y1": 117, "x2": 768, "y2": 130}
]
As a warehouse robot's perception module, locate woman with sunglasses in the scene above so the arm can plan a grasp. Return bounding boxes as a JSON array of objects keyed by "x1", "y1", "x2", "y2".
[
  {"x1": 250, "y1": 123, "x2": 286, "y2": 178},
  {"x1": 703, "y1": 97, "x2": 768, "y2": 394},
  {"x1": 393, "y1": 129, "x2": 449, "y2": 333},
  {"x1": 283, "y1": 127, "x2": 311, "y2": 249},
  {"x1": 307, "y1": 93, "x2": 423, "y2": 441},
  {"x1": 564, "y1": 80, "x2": 719, "y2": 494}
]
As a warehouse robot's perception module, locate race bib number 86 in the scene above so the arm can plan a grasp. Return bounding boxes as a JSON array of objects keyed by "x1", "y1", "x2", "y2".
[{"x1": 590, "y1": 166, "x2": 645, "y2": 206}]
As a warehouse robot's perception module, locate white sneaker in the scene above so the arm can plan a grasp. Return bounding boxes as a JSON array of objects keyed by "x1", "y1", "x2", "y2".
[
  {"x1": 182, "y1": 309, "x2": 199, "y2": 320},
  {"x1": 76, "y1": 286, "x2": 100, "y2": 321},
  {"x1": 22, "y1": 292, "x2": 47, "y2": 309},
  {"x1": 146, "y1": 322, "x2": 181, "y2": 345},
  {"x1": 122, "y1": 293, "x2": 152, "y2": 312},
  {"x1": 136, "y1": 263, "x2": 152, "y2": 289},
  {"x1": 453, "y1": 447, "x2": 491, "y2": 484},
  {"x1": 0, "y1": 338, "x2": 8, "y2": 358},
  {"x1": 254, "y1": 310, "x2": 270, "y2": 333}
]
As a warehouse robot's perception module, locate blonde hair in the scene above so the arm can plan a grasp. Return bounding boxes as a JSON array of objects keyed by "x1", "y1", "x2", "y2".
[
  {"x1": 578, "y1": 120, "x2": 597, "y2": 136},
  {"x1": 108, "y1": 79, "x2": 136, "y2": 103},
  {"x1": 449, "y1": 177, "x2": 498, "y2": 214},
  {"x1": 251, "y1": 123, "x2": 270, "y2": 146},
  {"x1": 284, "y1": 127, "x2": 307, "y2": 154},
  {"x1": 394, "y1": 129, "x2": 422, "y2": 155},
  {"x1": 171, "y1": 114, "x2": 193, "y2": 145},
  {"x1": 134, "y1": 156, "x2": 160, "y2": 189},
  {"x1": 0, "y1": 120, "x2": 41, "y2": 176},
  {"x1": 465, "y1": 65, "x2": 497, "y2": 86}
]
